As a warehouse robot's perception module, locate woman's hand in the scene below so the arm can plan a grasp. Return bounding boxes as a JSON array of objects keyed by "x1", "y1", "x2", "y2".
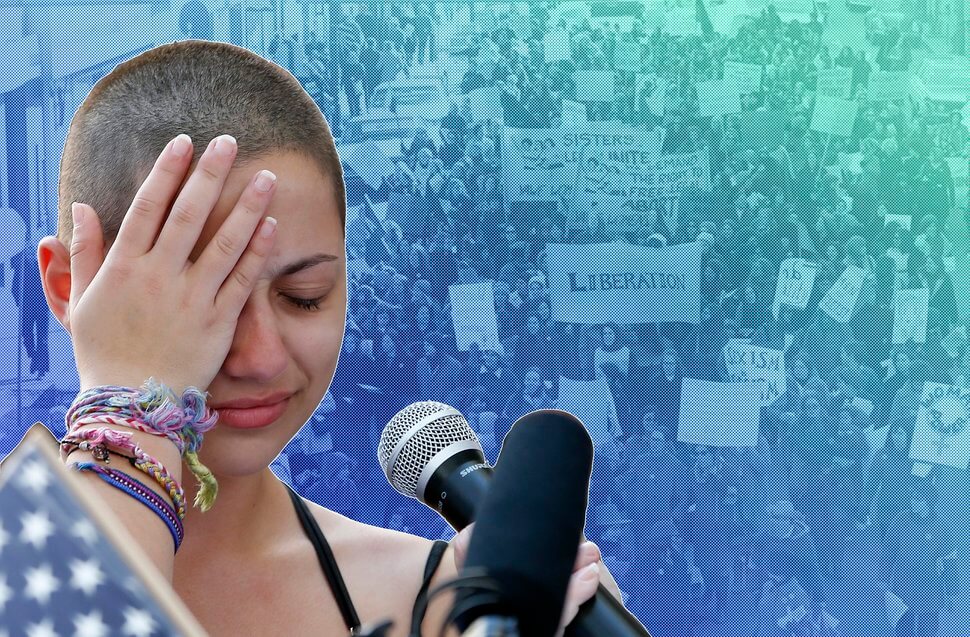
[
  {"x1": 452, "y1": 523, "x2": 604, "y2": 635},
  {"x1": 68, "y1": 133, "x2": 278, "y2": 393}
]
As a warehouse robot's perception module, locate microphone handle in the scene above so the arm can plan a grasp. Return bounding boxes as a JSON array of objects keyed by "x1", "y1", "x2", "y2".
[
  {"x1": 566, "y1": 586, "x2": 651, "y2": 637},
  {"x1": 422, "y1": 448, "x2": 493, "y2": 530}
]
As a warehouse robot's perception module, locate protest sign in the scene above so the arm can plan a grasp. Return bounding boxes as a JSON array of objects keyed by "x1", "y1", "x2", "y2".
[
  {"x1": 946, "y1": 157, "x2": 968, "y2": 211},
  {"x1": 884, "y1": 213, "x2": 912, "y2": 230},
  {"x1": 819, "y1": 265, "x2": 866, "y2": 323},
  {"x1": 561, "y1": 99, "x2": 587, "y2": 126},
  {"x1": 734, "y1": 109, "x2": 786, "y2": 151},
  {"x1": 918, "y1": 56, "x2": 970, "y2": 102},
  {"x1": 909, "y1": 382, "x2": 970, "y2": 469},
  {"x1": 723, "y1": 338, "x2": 751, "y2": 381},
  {"x1": 449, "y1": 281, "x2": 503, "y2": 353},
  {"x1": 867, "y1": 70, "x2": 908, "y2": 102},
  {"x1": 557, "y1": 376, "x2": 622, "y2": 445},
  {"x1": 613, "y1": 39, "x2": 643, "y2": 72},
  {"x1": 677, "y1": 378, "x2": 761, "y2": 447},
  {"x1": 547, "y1": 242, "x2": 702, "y2": 324},
  {"x1": 696, "y1": 79, "x2": 742, "y2": 118},
  {"x1": 544, "y1": 30, "x2": 571, "y2": 63},
  {"x1": 816, "y1": 66, "x2": 853, "y2": 99},
  {"x1": 663, "y1": 7, "x2": 700, "y2": 36},
  {"x1": 468, "y1": 86, "x2": 503, "y2": 123},
  {"x1": 723, "y1": 340, "x2": 786, "y2": 405},
  {"x1": 892, "y1": 287, "x2": 929, "y2": 345},
  {"x1": 772, "y1": 258, "x2": 818, "y2": 318},
  {"x1": 342, "y1": 139, "x2": 394, "y2": 190},
  {"x1": 574, "y1": 70, "x2": 617, "y2": 102},
  {"x1": 810, "y1": 95, "x2": 858, "y2": 137},
  {"x1": 618, "y1": 149, "x2": 712, "y2": 200},
  {"x1": 501, "y1": 125, "x2": 666, "y2": 203},
  {"x1": 723, "y1": 61, "x2": 763, "y2": 94}
]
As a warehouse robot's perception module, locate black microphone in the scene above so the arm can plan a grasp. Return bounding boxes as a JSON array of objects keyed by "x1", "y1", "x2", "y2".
[
  {"x1": 451, "y1": 409, "x2": 593, "y2": 637},
  {"x1": 378, "y1": 402, "x2": 651, "y2": 637}
]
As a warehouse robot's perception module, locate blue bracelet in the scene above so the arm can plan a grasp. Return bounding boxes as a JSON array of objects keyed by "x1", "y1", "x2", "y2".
[{"x1": 71, "y1": 461, "x2": 184, "y2": 552}]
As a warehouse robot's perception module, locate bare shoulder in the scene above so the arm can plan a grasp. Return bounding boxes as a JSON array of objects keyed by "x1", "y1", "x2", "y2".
[{"x1": 303, "y1": 498, "x2": 457, "y2": 634}]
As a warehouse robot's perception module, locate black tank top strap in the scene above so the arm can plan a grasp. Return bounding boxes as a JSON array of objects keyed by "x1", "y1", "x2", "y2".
[
  {"x1": 409, "y1": 539, "x2": 450, "y2": 637},
  {"x1": 285, "y1": 482, "x2": 362, "y2": 634}
]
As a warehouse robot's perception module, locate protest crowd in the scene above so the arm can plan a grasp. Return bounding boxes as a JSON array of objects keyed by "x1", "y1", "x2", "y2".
[{"x1": 268, "y1": 3, "x2": 970, "y2": 636}]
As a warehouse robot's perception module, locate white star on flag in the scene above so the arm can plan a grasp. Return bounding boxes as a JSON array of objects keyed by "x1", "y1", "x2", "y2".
[
  {"x1": 0, "y1": 575, "x2": 11, "y2": 612},
  {"x1": 122, "y1": 607, "x2": 158, "y2": 637},
  {"x1": 74, "y1": 610, "x2": 110, "y2": 637},
  {"x1": 25, "y1": 619, "x2": 57, "y2": 637},
  {"x1": 16, "y1": 461, "x2": 51, "y2": 495},
  {"x1": 70, "y1": 519, "x2": 98, "y2": 547},
  {"x1": 20, "y1": 510, "x2": 55, "y2": 550},
  {"x1": 24, "y1": 564, "x2": 60, "y2": 605},
  {"x1": 69, "y1": 558, "x2": 106, "y2": 596}
]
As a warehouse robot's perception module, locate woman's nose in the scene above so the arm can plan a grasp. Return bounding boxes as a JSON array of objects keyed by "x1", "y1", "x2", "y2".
[{"x1": 220, "y1": 299, "x2": 288, "y2": 382}]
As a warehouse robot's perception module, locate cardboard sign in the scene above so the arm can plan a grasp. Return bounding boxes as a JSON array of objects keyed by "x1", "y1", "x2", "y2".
[
  {"x1": 544, "y1": 30, "x2": 571, "y2": 63},
  {"x1": 909, "y1": 382, "x2": 970, "y2": 469},
  {"x1": 772, "y1": 258, "x2": 818, "y2": 318},
  {"x1": 558, "y1": 376, "x2": 622, "y2": 445},
  {"x1": 677, "y1": 379, "x2": 761, "y2": 447},
  {"x1": 449, "y1": 281, "x2": 504, "y2": 353},
  {"x1": 892, "y1": 287, "x2": 929, "y2": 345},
  {"x1": 819, "y1": 266, "x2": 866, "y2": 323},
  {"x1": 810, "y1": 95, "x2": 858, "y2": 137},
  {"x1": 342, "y1": 139, "x2": 394, "y2": 190},
  {"x1": 816, "y1": 66, "x2": 853, "y2": 99},
  {"x1": 547, "y1": 242, "x2": 702, "y2": 324}
]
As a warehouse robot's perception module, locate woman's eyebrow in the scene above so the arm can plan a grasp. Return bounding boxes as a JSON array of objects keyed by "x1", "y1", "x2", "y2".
[{"x1": 272, "y1": 253, "x2": 339, "y2": 277}]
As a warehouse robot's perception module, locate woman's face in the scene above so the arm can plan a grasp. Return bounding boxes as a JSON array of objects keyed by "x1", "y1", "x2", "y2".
[{"x1": 192, "y1": 151, "x2": 347, "y2": 478}]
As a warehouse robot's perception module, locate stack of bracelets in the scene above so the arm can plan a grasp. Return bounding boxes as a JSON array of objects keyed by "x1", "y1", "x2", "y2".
[{"x1": 58, "y1": 379, "x2": 219, "y2": 553}]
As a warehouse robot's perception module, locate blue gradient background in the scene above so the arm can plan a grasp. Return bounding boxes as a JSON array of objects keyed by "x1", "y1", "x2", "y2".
[{"x1": 1, "y1": 1, "x2": 969, "y2": 635}]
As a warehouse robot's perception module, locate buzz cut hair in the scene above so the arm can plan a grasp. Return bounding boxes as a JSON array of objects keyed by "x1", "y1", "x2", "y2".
[{"x1": 57, "y1": 39, "x2": 345, "y2": 245}]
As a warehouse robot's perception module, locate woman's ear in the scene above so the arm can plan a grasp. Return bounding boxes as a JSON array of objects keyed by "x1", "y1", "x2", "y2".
[{"x1": 37, "y1": 236, "x2": 73, "y2": 332}]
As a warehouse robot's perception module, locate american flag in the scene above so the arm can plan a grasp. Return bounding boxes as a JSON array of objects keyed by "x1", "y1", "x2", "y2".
[{"x1": 0, "y1": 425, "x2": 205, "y2": 637}]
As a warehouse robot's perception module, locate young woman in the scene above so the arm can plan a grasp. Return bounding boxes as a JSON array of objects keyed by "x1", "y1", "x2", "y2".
[{"x1": 35, "y1": 40, "x2": 615, "y2": 636}]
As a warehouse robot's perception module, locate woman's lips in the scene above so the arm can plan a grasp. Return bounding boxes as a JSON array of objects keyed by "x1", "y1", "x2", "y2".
[{"x1": 215, "y1": 397, "x2": 291, "y2": 429}]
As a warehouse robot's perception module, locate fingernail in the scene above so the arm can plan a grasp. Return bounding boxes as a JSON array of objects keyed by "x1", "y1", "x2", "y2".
[
  {"x1": 260, "y1": 216, "x2": 277, "y2": 238},
  {"x1": 585, "y1": 542, "x2": 602, "y2": 562},
  {"x1": 172, "y1": 134, "x2": 192, "y2": 157},
  {"x1": 254, "y1": 170, "x2": 276, "y2": 192},
  {"x1": 213, "y1": 134, "x2": 236, "y2": 157},
  {"x1": 71, "y1": 202, "x2": 83, "y2": 226},
  {"x1": 580, "y1": 562, "x2": 600, "y2": 583}
]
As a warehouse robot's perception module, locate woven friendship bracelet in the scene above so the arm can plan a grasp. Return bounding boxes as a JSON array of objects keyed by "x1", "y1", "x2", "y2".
[
  {"x1": 71, "y1": 461, "x2": 184, "y2": 552},
  {"x1": 61, "y1": 428, "x2": 186, "y2": 519},
  {"x1": 66, "y1": 379, "x2": 219, "y2": 511}
]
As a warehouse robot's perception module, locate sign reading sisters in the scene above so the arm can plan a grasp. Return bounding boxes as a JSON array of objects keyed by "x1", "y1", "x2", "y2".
[
  {"x1": 547, "y1": 242, "x2": 702, "y2": 324},
  {"x1": 910, "y1": 382, "x2": 970, "y2": 469}
]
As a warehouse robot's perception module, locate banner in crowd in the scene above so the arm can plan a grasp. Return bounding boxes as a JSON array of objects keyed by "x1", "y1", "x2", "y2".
[
  {"x1": 723, "y1": 341, "x2": 787, "y2": 406},
  {"x1": 722, "y1": 61, "x2": 763, "y2": 94},
  {"x1": 574, "y1": 70, "x2": 617, "y2": 102},
  {"x1": 918, "y1": 56, "x2": 970, "y2": 102},
  {"x1": 546, "y1": 242, "x2": 702, "y2": 324},
  {"x1": 892, "y1": 287, "x2": 929, "y2": 345},
  {"x1": 910, "y1": 382, "x2": 970, "y2": 469},
  {"x1": 557, "y1": 376, "x2": 622, "y2": 445},
  {"x1": 810, "y1": 95, "x2": 858, "y2": 137},
  {"x1": 816, "y1": 66, "x2": 853, "y2": 99},
  {"x1": 677, "y1": 378, "x2": 761, "y2": 447},
  {"x1": 696, "y1": 78, "x2": 742, "y2": 118},
  {"x1": 867, "y1": 70, "x2": 909, "y2": 102},
  {"x1": 819, "y1": 265, "x2": 866, "y2": 323},
  {"x1": 502, "y1": 125, "x2": 666, "y2": 203},
  {"x1": 449, "y1": 281, "x2": 503, "y2": 354},
  {"x1": 342, "y1": 139, "x2": 394, "y2": 190},
  {"x1": 773, "y1": 258, "x2": 818, "y2": 317},
  {"x1": 544, "y1": 30, "x2": 570, "y2": 63}
]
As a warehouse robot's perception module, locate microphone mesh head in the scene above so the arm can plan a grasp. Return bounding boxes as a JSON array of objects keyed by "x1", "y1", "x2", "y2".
[{"x1": 378, "y1": 401, "x2": 480, "y2": 498}]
